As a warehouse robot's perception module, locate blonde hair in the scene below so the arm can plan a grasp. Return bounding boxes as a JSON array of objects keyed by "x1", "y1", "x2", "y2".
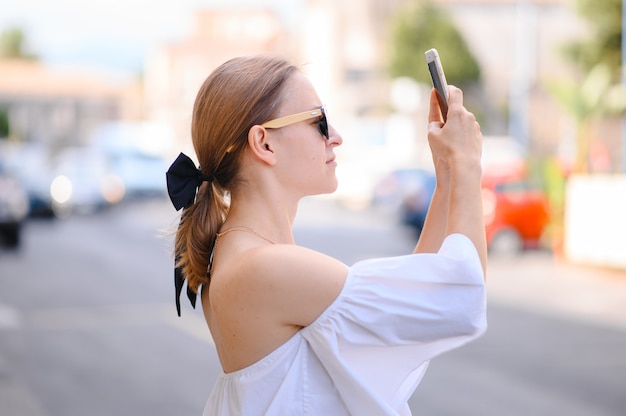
[{"x1": 175, "y1": 56, "x2": 298, "y2": 293}]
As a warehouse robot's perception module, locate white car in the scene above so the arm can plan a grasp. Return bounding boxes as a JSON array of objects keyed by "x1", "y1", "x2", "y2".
[{"x1": 50, "y1": 147, "x2": 125, "y2": 217}]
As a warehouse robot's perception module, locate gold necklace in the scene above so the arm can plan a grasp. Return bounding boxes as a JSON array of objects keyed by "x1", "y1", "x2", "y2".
[
  {"x1": 216, "y1": 226, "x2": 276, "y2": 244},
  {"x1": 209, "y1": 226, "x2": 276, "y2": 276}
]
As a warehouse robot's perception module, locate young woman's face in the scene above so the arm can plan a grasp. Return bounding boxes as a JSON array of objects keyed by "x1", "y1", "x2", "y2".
[{"x1": 268, "y1": 72, "x2": 343, "y2": 196}]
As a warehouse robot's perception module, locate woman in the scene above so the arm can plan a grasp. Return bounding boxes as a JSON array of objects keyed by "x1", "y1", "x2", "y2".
[{"x1": 166, "y1": 55, "x2": 487, "y2": 415}]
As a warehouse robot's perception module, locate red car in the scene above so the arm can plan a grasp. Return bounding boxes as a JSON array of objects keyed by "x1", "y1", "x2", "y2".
[
  {"x1": 387, "y1": 168, "x2": 551, "y2": 255},
  {"x1": 481, "y1": 174, "x2": 550, "y2": 255}
]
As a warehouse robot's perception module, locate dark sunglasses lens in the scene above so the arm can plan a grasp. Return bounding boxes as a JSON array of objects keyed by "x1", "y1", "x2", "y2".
[{"x1": 320, "y1": 108, "x2": 329, "y2": 139}]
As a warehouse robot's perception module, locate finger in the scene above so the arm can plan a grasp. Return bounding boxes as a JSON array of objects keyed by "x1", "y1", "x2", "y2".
[
  {"x1": 428, "y1": 89, "x2": 443, "y2": 124},
  {"x1": 447, "y1": 85, "x2": 463, "y2": 108}
]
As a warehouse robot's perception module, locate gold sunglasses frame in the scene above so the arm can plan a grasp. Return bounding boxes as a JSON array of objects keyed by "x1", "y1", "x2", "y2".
[{"x1": 261, "y1": 108, "x2": 324, "y2": 129}]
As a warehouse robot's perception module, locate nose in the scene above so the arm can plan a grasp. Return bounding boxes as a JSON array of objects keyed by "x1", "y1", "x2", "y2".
[{"x1": 328, "y1": 124, "x2": 343, "y2": 146}]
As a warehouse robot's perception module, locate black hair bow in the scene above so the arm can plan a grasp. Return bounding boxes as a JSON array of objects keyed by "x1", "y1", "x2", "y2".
[
  {"x1": 174, "y1": 258, "x2": 196, "y2": 317},
  {"x1": 166, "y1": 152, "x2": 211, "y2": 211},
  {"x1": 166, "y1": 152, "x2": 210, "y2": 316}
]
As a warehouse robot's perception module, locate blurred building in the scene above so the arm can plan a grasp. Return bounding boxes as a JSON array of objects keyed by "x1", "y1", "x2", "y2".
[
  {"x1": 0, "y1": 59, "x2": 141, "y2": 155},
  {"x1": 145, "y1": 0, "x2": 590, "y2": 165},
  {"x1": 142, "y1": 0, "x2": 587, "y2": 200},
  {"x1": 143, "y1": 8, "x2": 291, "y2": 155}
]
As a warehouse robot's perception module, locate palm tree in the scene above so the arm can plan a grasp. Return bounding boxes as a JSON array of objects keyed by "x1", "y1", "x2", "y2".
[{"x1": 548, "y1": 64, "x2": 626, "y2": 173}]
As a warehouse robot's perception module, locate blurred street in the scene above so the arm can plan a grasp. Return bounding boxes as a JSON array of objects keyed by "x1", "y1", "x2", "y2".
[{"x1": 1, "y1": 197, "x2": 625, "y2": 416}]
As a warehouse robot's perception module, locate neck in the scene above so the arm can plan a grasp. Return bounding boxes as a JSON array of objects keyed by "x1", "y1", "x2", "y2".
[{"x1": 224, "y1": 190, "x2": 299, "y2": 245}]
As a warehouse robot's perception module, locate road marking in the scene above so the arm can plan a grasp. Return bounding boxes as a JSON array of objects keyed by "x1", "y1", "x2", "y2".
[
  {"x1": 25, "y1": 304, "x2": 167, "y2": 330},
  {"x1": 0, "y1": 303, "x2": 20, "y2": 329},
  {"x1": 0, "y1": 303, "x2": 214, "y2": 345}
]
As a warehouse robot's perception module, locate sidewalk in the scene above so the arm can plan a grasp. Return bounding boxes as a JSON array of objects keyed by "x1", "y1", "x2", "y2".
[{"x1": 486, "y1": 251, "x2": 626, "y2": 331}]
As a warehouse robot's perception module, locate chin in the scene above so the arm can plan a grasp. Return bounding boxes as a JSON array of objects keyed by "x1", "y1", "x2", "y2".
[
  {"x1": 311, "y1": 180, "x2": 338, "y2": 197},
  {"x1": 326, "y1": 177, "x2": 339, "y2": 193}
]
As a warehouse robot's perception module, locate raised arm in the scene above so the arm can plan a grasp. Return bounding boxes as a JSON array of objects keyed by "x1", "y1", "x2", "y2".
[{"x1": 414, "y1": 87, "x2": 487, "y2": 277}]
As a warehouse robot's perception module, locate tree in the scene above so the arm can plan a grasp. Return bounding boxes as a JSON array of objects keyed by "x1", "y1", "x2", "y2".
[
  {"x1": 388, "y1": 0, "x2": 480, "y2": 87},
  {"x1": 0, "y1": 109, "x2": 8, "y2": 138},
  {"x1": 548, "y1": 64, "x2": 626, "y2": 173},
  {"x1": 550, "y1": 0, "x2": 625, "y2": 173},
  {"x1": 0, "y1": 28, "x2": 37, "y2": 60},
  {"x1": 562, "y1": 0, "x2": 622, "y2": 83}
]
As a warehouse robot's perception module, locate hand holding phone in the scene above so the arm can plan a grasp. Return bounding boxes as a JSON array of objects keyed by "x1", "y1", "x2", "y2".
[{"x1": 425, "y1": 48, "x2": 449, "y2": 122}]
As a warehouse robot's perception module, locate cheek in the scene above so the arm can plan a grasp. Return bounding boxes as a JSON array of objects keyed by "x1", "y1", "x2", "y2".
[{"x1": 298, "y1": 143, "x2": 322, "y2": 164}]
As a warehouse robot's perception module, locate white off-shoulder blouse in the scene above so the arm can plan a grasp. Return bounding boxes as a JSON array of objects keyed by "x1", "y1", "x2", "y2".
[{"x1": 203, "y1": 233, "x2": 487, "y2": 416}]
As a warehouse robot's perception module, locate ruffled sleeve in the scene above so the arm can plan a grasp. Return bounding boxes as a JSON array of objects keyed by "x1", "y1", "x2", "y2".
[{"x1": 300, "y1": 233, "x2": 487, "y2": 415}]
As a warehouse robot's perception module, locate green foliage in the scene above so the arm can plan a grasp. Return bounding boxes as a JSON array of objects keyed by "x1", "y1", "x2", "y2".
[
  {"x1": 388, "y1": 0, "x2": 481, "y2": 86},
  {"x1": 548, "y1": 64, "x2": 626, "y2": 121},
  {"x1": 0, "y1": 27, "x2": 37, "y2": 60},
  {"x1": 549, "y1": 0, "x2": 624, "y2": 172},
  {"x1": 562, "y1": 0, "x2": 622, "y2": 83},
  {"x1": 0, "y1": 109, "x2": 9, "y2": 138}
]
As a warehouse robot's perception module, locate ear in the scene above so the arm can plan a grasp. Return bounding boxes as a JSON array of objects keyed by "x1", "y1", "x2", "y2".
[{"x1": 247, "y1": 125, "x2": 277, "y2": 166}]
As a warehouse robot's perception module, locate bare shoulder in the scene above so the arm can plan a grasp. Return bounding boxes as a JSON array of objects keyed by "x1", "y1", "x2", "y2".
[{"x1": 215, "y1": 244, "x2": 348, "y2": 327}]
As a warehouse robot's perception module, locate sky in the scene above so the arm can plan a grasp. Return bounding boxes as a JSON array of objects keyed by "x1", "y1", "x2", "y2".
[{"x1": 0, "y1": 0, "x2": 303, "y2": 76}]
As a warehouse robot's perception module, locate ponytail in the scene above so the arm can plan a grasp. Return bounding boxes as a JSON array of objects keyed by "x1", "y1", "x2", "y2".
[
  {"x1": 173, "y1": 182, "x2": 227, "y2": 314},
  {"x1": 168, "y1": 55, "x2": 297, "y2": 315}
]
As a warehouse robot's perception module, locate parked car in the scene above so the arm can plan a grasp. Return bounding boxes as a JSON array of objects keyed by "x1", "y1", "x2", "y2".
[
  {"x1": 50, "y1": 147, "x2": 125, "y2": 217},
  {"x1": 91, "y1": 121, "x2": 172, "y2": 199},
  {"x1": 9, "y1": 144, "x2": 57, "y2": 218},
  {"x1": 482, "y1": 176, "x2": 550, "y2": 255},
  {"x1": 372, "y1": 168, "x2": 436, "y2": 232},
  {"x1": 106, "y1": 150, "x2": 168, "y2": 199},
  {"x1": 375, "y1": 168, "x2": 550, "y2": 255},
  {"x1": 0, "y1": 159, "x2": 29, "y2": 248}
]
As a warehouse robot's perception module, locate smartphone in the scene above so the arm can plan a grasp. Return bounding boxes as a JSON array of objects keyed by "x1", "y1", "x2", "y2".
[{"x1": 424, "y1": 48, "x2": 449, "y2": 121}]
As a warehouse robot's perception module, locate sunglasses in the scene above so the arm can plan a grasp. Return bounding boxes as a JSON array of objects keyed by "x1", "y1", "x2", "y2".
[{"x1": 261, "y1": 106, "x2": 328, "y2": 139}]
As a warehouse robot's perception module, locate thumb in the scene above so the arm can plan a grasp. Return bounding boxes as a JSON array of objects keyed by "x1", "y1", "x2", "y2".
[{"x1": 428, "y1": 88, "x2": 444, "y2": 124}]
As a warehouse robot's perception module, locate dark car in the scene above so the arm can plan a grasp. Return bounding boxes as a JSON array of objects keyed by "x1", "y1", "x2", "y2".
[
  {"x1": 10, "y1": 144, "x2": 57, "y2": 218},
  {"x1": 0, "y1": 159, "x2": 29, "y2": 247},
  {"x1": 372, "y1": 168, "x2": 436, "y2": 232}
]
